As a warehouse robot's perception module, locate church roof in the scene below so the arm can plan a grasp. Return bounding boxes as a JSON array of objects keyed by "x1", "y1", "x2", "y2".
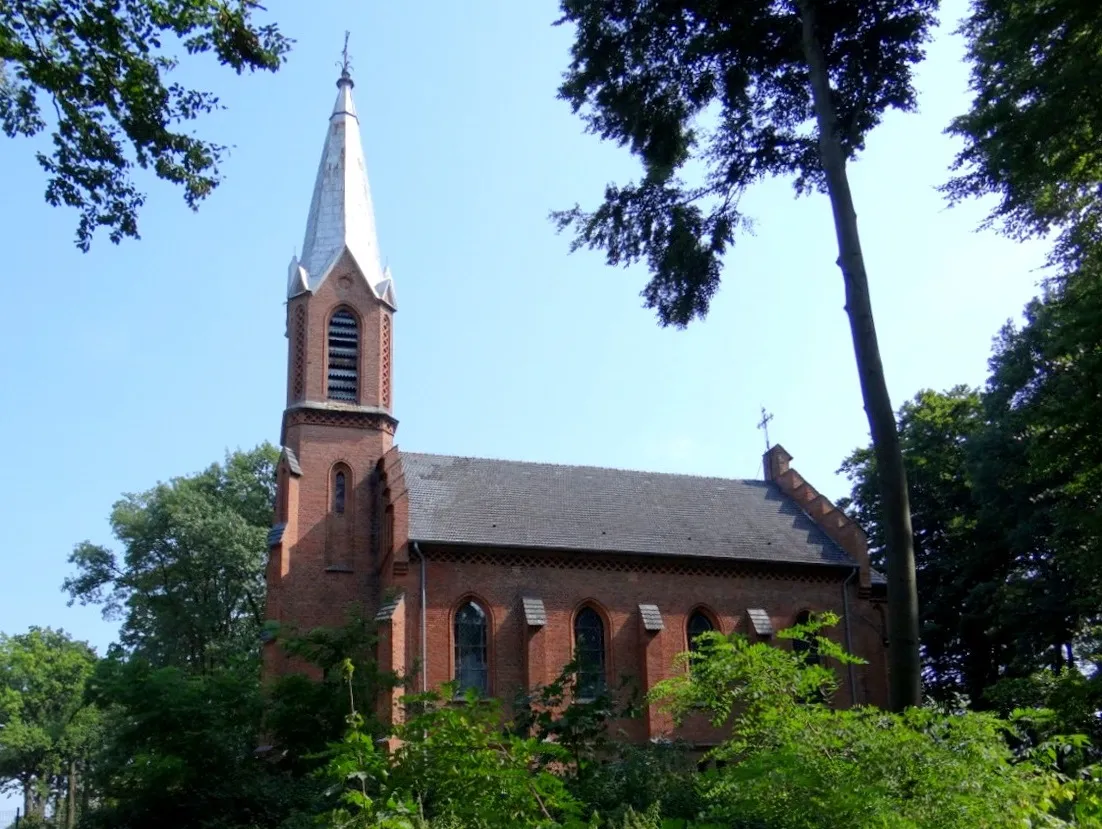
[
  {"x1": 289, "y1": 70, "x2": 393, "y2": 304},
  {"x1": 399, "y1": 452, "x2": 860, "y2": 570}
]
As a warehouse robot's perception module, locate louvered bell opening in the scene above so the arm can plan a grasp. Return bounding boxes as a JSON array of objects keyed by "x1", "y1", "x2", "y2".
[{"x1": 327, "y1": 311, "x2": 359, "y2": 401}]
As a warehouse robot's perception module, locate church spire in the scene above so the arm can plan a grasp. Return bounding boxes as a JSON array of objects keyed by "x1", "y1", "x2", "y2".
[{"x1": 289, "y1": 50, "x2": 395, "y2": 306}]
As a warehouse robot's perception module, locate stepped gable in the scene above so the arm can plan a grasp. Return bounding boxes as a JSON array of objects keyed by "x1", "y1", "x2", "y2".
[{"x1": 763, "y1": 444, "x2": 879, "y2": 593}]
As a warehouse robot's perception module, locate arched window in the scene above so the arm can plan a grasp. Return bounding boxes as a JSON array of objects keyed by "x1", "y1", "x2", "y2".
[
  {"x1": 793, "y1": 610, "x2": 821, "y2": 665},
  {"x1": 574, "y1": 606, "x2": 606, "y2": 700},
  {"x1": 327, "y1": 309, "x2": 358, "y2": 401},
  {"x1": 334, "y1": 471, "x2": 346, "y2": 514},
  {"x1": 687, "y1": 610, "x2": 715, "y2": 652},
  {"x1": 454, "y1": 601, "x2": 489, "y2": 696}
]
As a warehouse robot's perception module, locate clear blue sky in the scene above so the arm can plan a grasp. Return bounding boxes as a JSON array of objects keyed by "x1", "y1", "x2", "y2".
[{"x1": 0, "y1": 0, "x2": 1047, "y2": 666}]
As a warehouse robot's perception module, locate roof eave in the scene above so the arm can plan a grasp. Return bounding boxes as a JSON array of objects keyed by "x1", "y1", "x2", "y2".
[{"x1": 406, "y1": 537, "x2": 861, "y2": 573}]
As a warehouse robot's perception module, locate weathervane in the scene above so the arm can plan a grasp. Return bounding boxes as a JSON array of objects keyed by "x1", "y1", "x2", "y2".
[
  {"x1": 339, "y1": 31, "x2": 353, "y2": 81},
  {"x1": 757, "y1": 406, "x2": 774, "y2": 452}
]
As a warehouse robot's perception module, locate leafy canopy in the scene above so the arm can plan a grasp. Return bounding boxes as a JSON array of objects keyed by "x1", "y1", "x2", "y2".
[
  {"x1": 79, "y1": 656, "x2": 321, "y2": 829},
  {"x1": 0, "y1": 627, "x2": 100, "y2": 815},
  {"x1": 63, "y1": 444, "x2": 278, "y2": 672},
  {"x1": 554, "y1": 0, "x2": 938, "y2": 326},
  {"x1": 651, "y1": 615, "x2": 1080, "y2": 828},
  {"x1": 945, "y1": 0, "x2": 1102, "y2": 268},
  {"x1": 0, "y1": 0, "x2": 291, "y2": 250}
]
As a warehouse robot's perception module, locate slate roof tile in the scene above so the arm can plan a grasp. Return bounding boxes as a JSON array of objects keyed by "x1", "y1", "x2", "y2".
[
  {"x1": 267, "y1": 523, "x2": 286, "y2": 548},
  {"x1": 522, "y1": 597, "x2": 547, "y2": 627},
  {"x1": 281, "y1": 447, "x2": 302, "y2": 476},
  {"x1": 375, "y1": 593, "x2": 403, "y2": 622},
  {"x1": 399, "y1": 452, "x2": 859, "y2": 569},
  {"x1": 639, "y1": 603, "x2": 664, "y2": 631},
  {"x1": 747, "y1": 608, "x2": 774, "y2": 636}
]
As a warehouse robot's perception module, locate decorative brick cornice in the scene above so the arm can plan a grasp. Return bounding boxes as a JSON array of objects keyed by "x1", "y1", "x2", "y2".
[
  {"x1": 281, "y1": 401, "x2": 398, "y2": 442},
  {"x1": 418, "y1": 544, "x2": 853, "y2": 584}
]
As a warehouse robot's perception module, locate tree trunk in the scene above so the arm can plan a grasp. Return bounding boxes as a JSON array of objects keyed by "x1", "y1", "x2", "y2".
[
  {"x1": 67, "y1": 759, "x2": 77, "y2": 829},
  {"x1": 796, "y1": 0, "x2": 922, "y2": 710},
  {"x1": 80, "y1": 762, "x2": 90, "y2": 816}
]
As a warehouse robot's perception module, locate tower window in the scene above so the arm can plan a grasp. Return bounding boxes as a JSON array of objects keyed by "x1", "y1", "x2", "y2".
[
  {"x1": 687, "y1": 610, "x2": 715, "y2": 652},
  {"x1": 334, "y1": 471, "x2": 346, "y2": 514},
  {"x1": 327, "y1": 309, "x2": 359, "y2": 401},
  {"x1": 454, "y1": 601, "x2": 489, "y2": 696},
  {"x1": 574, "y1": 606, "x2": 606, "y2": 700}
]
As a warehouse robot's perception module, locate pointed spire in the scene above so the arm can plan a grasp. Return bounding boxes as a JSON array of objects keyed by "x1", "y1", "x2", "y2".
[{"x1": 291, "y1": 44, "x2": 394, "y2": 305}]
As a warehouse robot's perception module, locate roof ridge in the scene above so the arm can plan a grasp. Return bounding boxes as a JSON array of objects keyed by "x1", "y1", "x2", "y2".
[{"x1": 397, "y1": 449, "x2": 764, "y2": 485}]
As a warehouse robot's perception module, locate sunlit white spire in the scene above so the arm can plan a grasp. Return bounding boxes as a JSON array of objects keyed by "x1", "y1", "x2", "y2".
[{"x1": 288, "y1": 65, "x2": 394, "y2": 306}]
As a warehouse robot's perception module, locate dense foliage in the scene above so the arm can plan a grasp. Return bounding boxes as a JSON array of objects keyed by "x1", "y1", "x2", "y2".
[
  {"x1": 0, "y1": 628, "x2": 100, "y2": 823},
  {"x1": 308, "y1": 618, "x2": 1101, "y2": 828},
  {"x1": 63, "y1": 445, "x2": 278, "y2": 673},
  {"x1": 0, "y1": 0, "x2": 291, "y2": 250},
  {"x1": 945, "y1": 0, "x2": 1102, "y2": 269},
  {"x1": 653, "y1": 617, "x2": 1078, "y2": 828}
]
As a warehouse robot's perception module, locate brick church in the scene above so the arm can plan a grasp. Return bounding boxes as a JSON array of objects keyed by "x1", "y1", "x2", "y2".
[{"x1": 263, "y1": 69, "x2": 890, "y2": 740}]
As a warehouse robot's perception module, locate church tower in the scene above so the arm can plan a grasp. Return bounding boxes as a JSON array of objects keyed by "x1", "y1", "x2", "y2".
[{"x1": 265, "y1": 67, "x2": 397, "y2": 668}]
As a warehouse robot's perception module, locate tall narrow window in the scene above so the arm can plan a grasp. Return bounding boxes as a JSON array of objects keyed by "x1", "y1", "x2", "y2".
[
  {"x1": 574, "y1": 607, "x2": 606, "y2": 700},
  {"x1": 793, "y1": 610, "x2": 821, "y2": 665},
  {"x1": 687, "y1": 610, "x2": 715, "y2": 652},
  {"x1": 454, "y1": 601, "x2": 489, "y2": 696},
  {"x1": 334, "y1": 471, "x2": 346, "y2": 514},
  {"x1": 327, "y1": 309, "x2": 358, "y2": 401}
]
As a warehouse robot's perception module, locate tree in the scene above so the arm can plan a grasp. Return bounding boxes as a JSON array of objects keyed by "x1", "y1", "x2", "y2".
[
  {"x1": 0, "y1": 1, "x2": 291, "y2": 251},
  {"x1": 979, "y1": 279, "x2": 1102, "y2": 672},
  {"x1": 945, "y1": 0, "x2": 1102, "y2": 270},
  {"x1": 839, "y1": 388, "x2": 1021, "y2": 702},
  {"x1": 266, "y1": 609, "x2": 400, "y2": 772},
  {"x1": 0, "y1": 627, "x2": 101, "y2": 824},
  {"x1": 554, "y1": 0, "x2": 933, "y2": 709},
  {"x1": 841, "y1": 346, "x2": 1102, "y2": 704},
  {"x1": 63, "y1": 444, "x2": 279, "y2": 673},
  {"x1": 81, "y1": 656, "x2": 319, "y2": 829},
  {"x1": 77, "y1": 615, "x2": 394, "y2": 829},
  {"x1": 945, "y1": 0, "x2": 1102, "y2": 679}
]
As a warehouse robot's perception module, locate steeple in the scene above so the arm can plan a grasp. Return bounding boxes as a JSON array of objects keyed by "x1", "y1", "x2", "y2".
[{"x1": 288, "y1": 62, "x2": 395, "y2": 307}]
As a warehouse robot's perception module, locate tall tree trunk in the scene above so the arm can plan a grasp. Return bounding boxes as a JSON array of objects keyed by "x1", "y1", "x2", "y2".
[
  {"x1": 80, "y1": 762, "x2": 90, "y2": 817},
  {"x1": 796, "y1": 0, "x2": 922, "y2": 710},
  {"x1": 67, "y1": 759, "x2": 77, "y2": 829}
]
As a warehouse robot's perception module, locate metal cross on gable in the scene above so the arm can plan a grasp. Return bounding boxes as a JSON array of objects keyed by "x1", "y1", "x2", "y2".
[{"x1": 757, "y1": 406, "x2": 774, "y2": 453}]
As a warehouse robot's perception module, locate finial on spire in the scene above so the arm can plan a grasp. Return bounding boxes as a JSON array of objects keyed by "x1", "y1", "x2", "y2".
[
  {"x1": 337, "y1": 31, "x2": 354, "y2": 87},
  {"x1": 294, "y1": 44, "x2": 390, "y2": 303}
]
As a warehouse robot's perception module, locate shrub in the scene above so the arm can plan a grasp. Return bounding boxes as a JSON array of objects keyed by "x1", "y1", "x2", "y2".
[{"x1": 652, "y1": 614, "x2": 1085, "y2": 828}]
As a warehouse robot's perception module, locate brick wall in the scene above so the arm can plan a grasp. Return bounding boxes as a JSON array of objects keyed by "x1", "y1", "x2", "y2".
[
  {"x1": 264, "y1": 251, "x2": 396, "y2": 677},
  {"x1": 384, "y1": 544, "x2": 889, "y2": 742}
]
